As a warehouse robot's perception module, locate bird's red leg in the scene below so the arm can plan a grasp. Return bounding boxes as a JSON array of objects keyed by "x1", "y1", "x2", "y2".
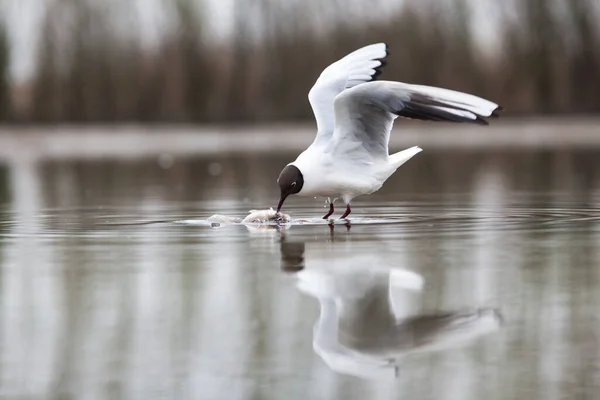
[
  {"x1": 322, "y1": 203, "x2": 334, "y2": 219},
  {"x1": 340, "y1": 204, "x2": 351, "y2": 219}
]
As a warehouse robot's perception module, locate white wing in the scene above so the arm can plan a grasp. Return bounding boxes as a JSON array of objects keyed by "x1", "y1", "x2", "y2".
[
  {"x1": 330, "y1": 80, "x2": 502, "y2": 160},
  {"x1": 308, "y1": 43, "x2": 388, "y2": 147}
]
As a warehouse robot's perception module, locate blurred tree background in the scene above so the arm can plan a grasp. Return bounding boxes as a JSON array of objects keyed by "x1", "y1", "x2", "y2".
[{"x1": 1, "y1": 0, "x2": 599, "y2": 123}]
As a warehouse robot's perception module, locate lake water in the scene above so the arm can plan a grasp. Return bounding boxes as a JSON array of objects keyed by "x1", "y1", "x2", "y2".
[{"x1": 1, "y1": 127, "x2": 600, "y2": 399}]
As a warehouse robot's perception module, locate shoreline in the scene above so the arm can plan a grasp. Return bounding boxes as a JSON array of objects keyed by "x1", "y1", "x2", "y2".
[{"x1": 0, "y1": 117, "x2": 599, "y2": 161}]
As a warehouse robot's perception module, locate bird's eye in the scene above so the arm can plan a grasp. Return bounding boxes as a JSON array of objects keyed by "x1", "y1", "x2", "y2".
[{"x1": 291, "y1": 182, "x2": 296, "y2": 187}]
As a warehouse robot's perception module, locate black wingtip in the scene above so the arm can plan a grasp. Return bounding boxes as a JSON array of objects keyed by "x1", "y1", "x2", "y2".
[
  {"x1": 475, "y1": 117, "x2": 490, "y2": 126},
  {"x1": 490, "y1": 105, "x2": 504, "y2": 118},
  {"x1": 371, "y1": 60, "x2": 388, "y2": 81},
  {"x1": 371, "y1": 44, "x2": 389, "y2": 81}
]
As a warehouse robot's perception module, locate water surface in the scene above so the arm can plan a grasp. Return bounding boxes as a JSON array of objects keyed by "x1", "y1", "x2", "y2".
[{"x1": 1, "y1": 143, "x2": 600, "y2": 399}]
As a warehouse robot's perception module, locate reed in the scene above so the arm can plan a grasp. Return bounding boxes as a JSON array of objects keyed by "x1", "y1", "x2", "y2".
[{"x1": 5, "y1": 0, "x2": 596, "y2": 123}]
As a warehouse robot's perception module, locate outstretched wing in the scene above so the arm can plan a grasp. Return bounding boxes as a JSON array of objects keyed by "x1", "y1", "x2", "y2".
[
  {"x1": 330, "y1": 80, "x2": 502, "y2": 160},
  {"x1": 308, "y1": 43, "x2": 388, "y2": 147}
]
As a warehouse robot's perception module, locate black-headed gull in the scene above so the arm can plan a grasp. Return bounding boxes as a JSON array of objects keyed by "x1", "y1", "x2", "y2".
[{"x1": 276, "y1": 43, "x2": 502, "y2": 219}]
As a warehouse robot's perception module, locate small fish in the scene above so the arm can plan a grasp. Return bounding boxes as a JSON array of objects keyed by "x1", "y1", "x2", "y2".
[{"x1": 241, "y1": 208, "x2": 292, "y2": 224}]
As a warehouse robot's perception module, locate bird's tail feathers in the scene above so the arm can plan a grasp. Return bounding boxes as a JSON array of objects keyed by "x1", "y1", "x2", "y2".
[{"x1": 389, "y1": 146, "x2": 422, "y2": 169}]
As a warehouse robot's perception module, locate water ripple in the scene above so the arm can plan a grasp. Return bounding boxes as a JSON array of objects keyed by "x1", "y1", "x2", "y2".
[{"x1": 1, "y1": 200, "x2": 599, "y2": 240}]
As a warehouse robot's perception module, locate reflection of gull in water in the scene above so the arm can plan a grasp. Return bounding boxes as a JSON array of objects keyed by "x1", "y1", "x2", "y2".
[
  {"x1": 296, "y1": 260, "x2": 502, "y2": 379},
  {"x1": 280, "y1": 240, "x2": 305, "y2": 272}
]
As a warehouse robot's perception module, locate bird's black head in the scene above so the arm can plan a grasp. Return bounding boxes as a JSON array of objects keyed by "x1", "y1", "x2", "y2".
[{"x1": 277, "y1": 164, "x2": 304, "y2": 212}]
